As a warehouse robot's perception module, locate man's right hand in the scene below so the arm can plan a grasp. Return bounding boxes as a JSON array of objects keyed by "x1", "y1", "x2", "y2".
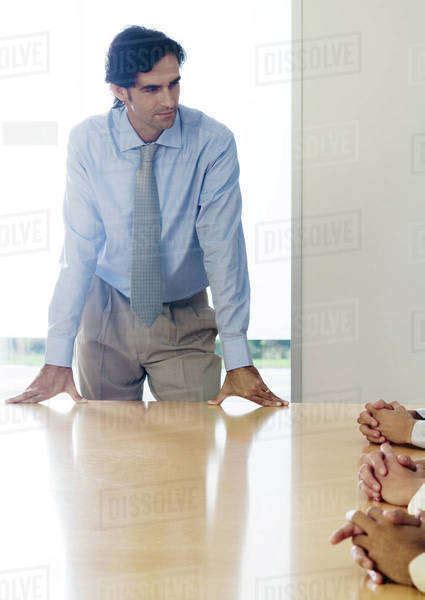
[{"x1": 5, "y1": 364, "x2": 87, "y2": 404}]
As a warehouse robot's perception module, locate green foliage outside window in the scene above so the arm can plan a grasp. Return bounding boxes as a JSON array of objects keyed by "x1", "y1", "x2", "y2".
[{"x1": 1, "y1": 338, "x2": 291, "y2": 368}]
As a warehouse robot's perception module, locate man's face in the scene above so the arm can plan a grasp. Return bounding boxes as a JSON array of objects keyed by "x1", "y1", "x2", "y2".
[{"x1": 112, "y1": 53, "x2": 180, "y2": 137}]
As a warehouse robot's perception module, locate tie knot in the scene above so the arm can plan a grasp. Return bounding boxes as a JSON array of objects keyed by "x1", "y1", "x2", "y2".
[{"x1": 140, "y1": 143, "x2": 158, "y2": 162}]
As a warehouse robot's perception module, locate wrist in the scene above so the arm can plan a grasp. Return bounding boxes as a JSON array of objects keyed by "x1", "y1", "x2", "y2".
[
  {"x1": 406, "y1": 542, "x2": 425, "y2": 573},
  {"x1": 407, "y1": 476, "x2": 425, "y2": 501},
  {"x1": 227, "y1": 365, "x2": 253, "y2": 373},
  {"x1": 408, "y1": 548, "x2": 425, "y2": 590}
]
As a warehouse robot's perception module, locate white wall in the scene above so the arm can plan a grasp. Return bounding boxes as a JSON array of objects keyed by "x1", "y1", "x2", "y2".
[{"x1": 298, "y1": 1, "x2": 425, "y2": 404}]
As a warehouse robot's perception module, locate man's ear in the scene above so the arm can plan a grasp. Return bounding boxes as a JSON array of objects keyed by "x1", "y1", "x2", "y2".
[{"x1": 110, "y1": 83, "x2": 127, "y2": 103}]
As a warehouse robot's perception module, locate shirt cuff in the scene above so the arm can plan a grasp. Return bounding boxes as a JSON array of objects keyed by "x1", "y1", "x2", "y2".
[
  {"x1": 44, "y1": 336, "x2": 75, "y2": 368},
  {"x1": 409, "y1": 552, "x2": 425, "y2": 592},
  {"x1": 408, "y1": 483, "x2": 425, "y2": 515},
  {"x1": 220, "y1": 336, "x2": 253, "y2": 371},
  {"x1": 411, "y1": 421, "x2": 425, "y2": 448},
  {"x1": 415, "y1": 408, "x2": 425, "y2": 419}
]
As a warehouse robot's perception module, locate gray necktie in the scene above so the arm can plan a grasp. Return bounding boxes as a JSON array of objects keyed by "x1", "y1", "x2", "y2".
[{"x1": 130, "y1": 143, "x2": 162, "y2": 326}]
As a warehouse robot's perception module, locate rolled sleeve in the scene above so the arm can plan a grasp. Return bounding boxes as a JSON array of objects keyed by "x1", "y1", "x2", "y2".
[
  {"x1": 409, "y1": 553, "x2": 425, "y2": 593},
  {"x1": 412, "y1": 421, "x2": 425, "y2": 449},
  {"x1": 196, "y1": 131, "x2": 253, "y2": 372},
  {"x1": 408, "y1": 483, "x2": 425, "y2": 515},
  {"x1": 403, "y1": 484, "x2": 425, "y2": 593},
  {"x1": 45, "y1": 126, "x2": 105, "y2": 367}
]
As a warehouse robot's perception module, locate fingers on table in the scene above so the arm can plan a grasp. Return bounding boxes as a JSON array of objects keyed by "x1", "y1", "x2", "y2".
[
  {"x1": 258, "y1": 385, "x2": 289, "y2": 406},
  {"x1": 251, "y1": 394, "x2": 287, "y2": 407},
  {"x1": 66, "y1": 383, "x2": 88, "y2": 404},
  {"x1": 67, "y1": 387, "x2": 88, "y2": 404},
  {"x1": 5, "y1": 389, "x2": 44, "y2": 404},
  {"x1": 250, "y1": 383, "x2": 287, "y2": 406},
  {"x1": 73, "y1": 396, "x2": 88, "y2": 403}
]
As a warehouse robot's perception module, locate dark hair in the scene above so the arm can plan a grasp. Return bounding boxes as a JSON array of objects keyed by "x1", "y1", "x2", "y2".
[{"x1": 105, "y1": 25, "x2": 187, "y2": 109}]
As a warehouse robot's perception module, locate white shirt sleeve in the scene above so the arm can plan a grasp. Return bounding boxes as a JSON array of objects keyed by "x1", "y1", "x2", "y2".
[
  {"x1": 415, "y1": 409, "x2": 425, "y2": 419},
  {"x1": 44, "y1": 125, "x2": 105, "y2": 367},
  {"x1": 195, "y1": 131, "x2": 253, "y2": 371},
  {"x1": 409, "y1": 553, "x2": 425, "y2": 593},
  {"x1": 406, "y1": 484, "x2": 425, "y2": 592},
  {"x1": 411, "y1": 421, "x2": 425, "y2": 449},
  {"x1": 408, "y1": 483, "x2": 425, "y2": 515}
]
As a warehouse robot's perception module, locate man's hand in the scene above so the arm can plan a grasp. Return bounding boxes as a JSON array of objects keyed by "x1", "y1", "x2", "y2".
[
  {"x1": 330, "y1": 508, "x2": 425, "y2": 585},
  {"x1": 367, "y1": 402, "x2": 416, "y2": 445},
  {"x1": 207, "y1": 365, "x2": 288, "y2": 407},
  {"x1": 357, "y1": 399, "x2": 388, "y2": 444},
  {"x1": 5, "y1": 364, "x2": 88, "y2": 404},
  {"x1": 358, "y1": 443, "x2": 425, "y2": 505},
  {"x1": 357, "y1": 399, "x2": 418, "y2": 445},
  {"x1": 350, "y1": 507, "x2": 425, "y2": 586}
]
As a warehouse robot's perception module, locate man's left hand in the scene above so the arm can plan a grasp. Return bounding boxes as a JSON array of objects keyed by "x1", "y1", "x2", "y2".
[
  {"x1": 350, "y1": 507, "x2": 425, "y2": 586},
  {"x1": 330, "y1": 508, "x2": 425, "y2": 585},
  {"x1": 207, "y1": 365, "x2": 288, "y2": 407}
]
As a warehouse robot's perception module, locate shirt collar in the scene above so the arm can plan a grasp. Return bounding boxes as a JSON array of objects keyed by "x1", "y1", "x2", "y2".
[{"x1": 115, "y1": 105, "x2": 182, "y2": 151}]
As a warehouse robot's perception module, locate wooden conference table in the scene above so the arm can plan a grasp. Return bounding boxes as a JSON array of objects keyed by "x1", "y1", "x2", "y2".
[{"x1": 0, "y1": 399, "x2": 423, "y2": 600}]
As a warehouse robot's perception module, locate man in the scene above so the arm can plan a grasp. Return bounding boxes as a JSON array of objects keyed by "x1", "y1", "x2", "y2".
[
  {"x1": 330, "y1": 507, "x2": 425, "y2": 591},
  {"x1": 6, "y1": 26, "x2": 287, "y2": 407},
  {"x1": 357, "y1": 399, "x2": 425, "y2": 447}
]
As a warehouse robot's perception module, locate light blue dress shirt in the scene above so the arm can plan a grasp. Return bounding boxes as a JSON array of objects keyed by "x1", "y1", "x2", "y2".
[{"x1": 45, "y1": 103, "x2": 253, "y2": 372}]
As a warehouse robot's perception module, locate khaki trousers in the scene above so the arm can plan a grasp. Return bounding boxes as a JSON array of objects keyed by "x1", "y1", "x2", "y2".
[{"x1": 73, "y1": 274, "x2": 222, "y2": 401}]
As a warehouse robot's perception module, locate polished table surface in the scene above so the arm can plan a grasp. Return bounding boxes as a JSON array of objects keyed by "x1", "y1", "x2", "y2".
[{"x1": 0, "y1": 399, "x2": 423, "y2": 600}]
